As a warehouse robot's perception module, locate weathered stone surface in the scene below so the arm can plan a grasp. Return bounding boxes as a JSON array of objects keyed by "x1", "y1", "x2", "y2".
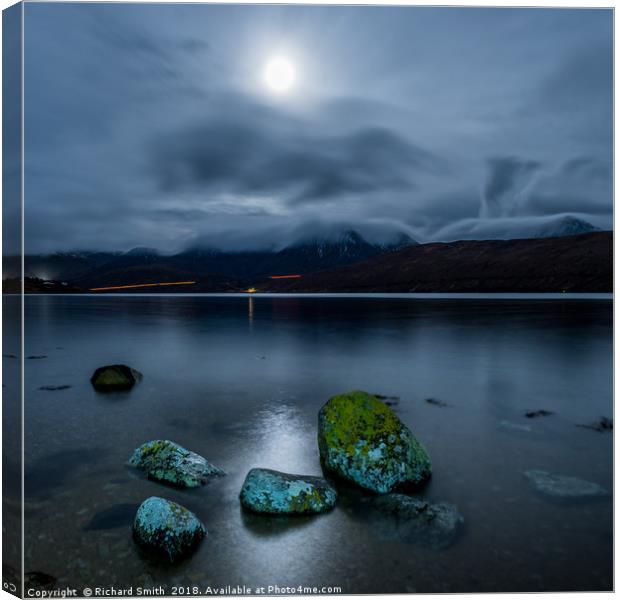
[
  {"x1": 129, "y1": 440, "x2": 224, "y2": 488},
  {"x1": 524, "y1": 470, "x2": 609, "y2": 501},
  {"x1": 240, "y1": 468, "x2": 337, "y2": 514},
  {"x1": 91, "y1": 364, "x2": 142, "y2": 391},
  {"x1": 132, "y1": 497, "x2": 205, "y2": 563},
  {"x1": 372, "y1": 493, "x2": 463, "y2": 550},
  {"x1": 318, "y1": 390, "x2": 431, "y2": 493}
]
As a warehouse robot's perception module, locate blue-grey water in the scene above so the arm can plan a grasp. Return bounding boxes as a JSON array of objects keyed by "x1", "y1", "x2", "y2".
[{"x1": 9, "y1": 295, "x2": 613, "y2": 592}]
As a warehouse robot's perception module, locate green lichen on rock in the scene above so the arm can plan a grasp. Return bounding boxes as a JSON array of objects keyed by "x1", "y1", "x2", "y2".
[
  {"x1": 129, "y1": 440, "x2": 224, "y2": 488},
  {"x1": 91, "y1": 364, "x2": 142, "y2": 391},
  {"x1": 132, "y1": 497, "x2": 205, "y2": 563},
  {"x1": 240, "y1": 468, "x2": 337, "y2": 515},
  {"x1": 318, "y1": 390, "x2": 431, "y2": 493}
]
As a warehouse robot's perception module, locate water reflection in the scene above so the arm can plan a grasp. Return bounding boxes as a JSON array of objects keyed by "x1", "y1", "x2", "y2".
[{"x1": 246, "y1": 403, "x2": 315, "y2": 475}]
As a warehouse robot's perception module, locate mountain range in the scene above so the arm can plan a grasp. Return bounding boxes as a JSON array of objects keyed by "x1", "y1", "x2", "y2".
[
  {"x1": 8, "y1": 229, "x2": 416, "y2": 289},
  {"x1": 3, "y1": 218, "x2": 610, "y2": 293}
]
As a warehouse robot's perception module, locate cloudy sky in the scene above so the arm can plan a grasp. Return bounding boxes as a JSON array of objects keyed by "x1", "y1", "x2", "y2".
[{"x1": 22, "y1": 3, "x2": 612, "y2": 253}]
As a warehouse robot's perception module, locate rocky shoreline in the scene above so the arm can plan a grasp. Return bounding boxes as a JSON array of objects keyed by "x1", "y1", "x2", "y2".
[{"x1": 28, "y1": 361, "x2": 601, "y2": 568}]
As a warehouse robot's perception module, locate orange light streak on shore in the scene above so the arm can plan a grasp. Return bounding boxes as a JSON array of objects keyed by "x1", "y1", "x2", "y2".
[
  {"x1": 89, "y1": 281, "x2": 196, "y2": 292},
  {"x1": 269, "y1": 274, "x2": 302, "y2": 279}
]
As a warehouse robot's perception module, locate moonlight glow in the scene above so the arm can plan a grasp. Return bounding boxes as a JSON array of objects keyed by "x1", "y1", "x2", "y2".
[{"x1": 264, "y1": 57, "x2": 296, "y2": 93}]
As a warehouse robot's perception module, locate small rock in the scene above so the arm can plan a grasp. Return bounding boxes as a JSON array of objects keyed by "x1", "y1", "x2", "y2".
[
  {"x1": 24, "y1": 572, "x2": 57, "y2": 591},
  {"x1": 318, "y1": 390, "x2": 431, "y2": 493},
  {"x1": 425, "y1": 398, "x2": 449, "y2": 408},
  {"x1": 128, "y1": 440, "x2": 224, "y2": 488},
  {"x1": 577, "y1": 417, "x2": 613, "y2": 432},
  {"x1": 3, "y1": 353, "x2": 17, "y2": 359},
  {"x1": 39, "y1": 385, "x2": 72, "y2": 391},
  {"x1": 26, "y1": 355, "x2": 47, "y2": 360},
  {"x1": 240, "y1": 468, "x2": 337, "y2": 515},
  {"x1": 371, "y1": 493, "x2": 463, "y2": 550},
  {"x1": 133, "y1": 497, "x2": 206, "y2": 563},
  {"x1": 524, "y1": 410, "x2": 554, "y2": 418},
  {"x1": 524, "y1": 470, "x2": 609, "y2": 501},
  {"x1": 91, "y1": 364, "x2": 142, "y2": 391},
  {"x1": 374, "y1": 394, "x2": 400, "y2": 407}
]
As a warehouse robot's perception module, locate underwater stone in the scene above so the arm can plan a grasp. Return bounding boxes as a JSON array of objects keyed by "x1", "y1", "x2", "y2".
[
  {"x1": 129, "y1": 440, "x2": 224, "y2": 488},
  {"x1": 132, "y1": 497, "x2": 205, "y2": 563},
  {"x1": 499, "y1": 420, "x2": 532, "y2": 433},
  {"x1": 524, "y1": 470, "x2": 609, "y2": 501},
  {"x1": 372, "y1": 493, "x2": 463, "y2": 550},
  {"x1": 240, "y1": 468, "x2": 337, "y2": 514},
  {"x1": 91, "y1": 364, "x2": 142, "y2": 391},
  {"x1": 318, "y1": 390, "x2": 431, "y2": 494},
  {"x1": 577, "y1": 416, "x2": 613, "y2": 432}
]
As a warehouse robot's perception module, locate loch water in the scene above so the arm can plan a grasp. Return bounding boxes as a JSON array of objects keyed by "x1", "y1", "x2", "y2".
[{"x1": 6, "y1": 294, "x2": 613, "y2": 592}]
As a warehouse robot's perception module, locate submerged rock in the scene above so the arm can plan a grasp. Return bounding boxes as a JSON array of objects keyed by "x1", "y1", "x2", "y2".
[
  {"x1": 39, "y1": 385, "x2": 72, "y2": 391},
  {"x1": 524, "y1": 410, "x2": 554, "y2": 418},
  {"x1": 25, "y1": 572, "x2": 57, "y2": 591},
  {"x1": 133, "y1": 497, "x2": 206, "y2": 563},
  {"x1": 129, "y1": 440, "x2": 224, "y2": 488},
  {"x1": 425, "y1": 398, "x2": 449, "y2": 408},
  {"x1": 373, "y1": 394, "x2": 400, "y2": 407},
  {"x1": 371, "y1": 493, "x2": 463, "y2": 550},
  {"x1": 524, "y1": 470, "x2": 609, "y2": 501},
  {"x1": 83, "y1": 503, "x2": 139, "y2": 531},
  {"x1": 240, "y1": 468, "x2": 337, "y2": 515},
  {"x1": 499, "y1": 420, "x2": 532, "y2": 433},
  {"x1": 318, "y1": 390, "x2": 431, "y2": 494},
  {"x1": 91, "y1": 364, "x2": 142, "y2": 391},
  {"x1": 577, "y1": 417, "x2": 613, "y2": 432}
]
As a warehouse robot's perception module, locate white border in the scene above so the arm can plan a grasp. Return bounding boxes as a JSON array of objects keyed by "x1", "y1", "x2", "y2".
[{"x1": 0, "y1": 3, "x2": 616, "y2": 600}]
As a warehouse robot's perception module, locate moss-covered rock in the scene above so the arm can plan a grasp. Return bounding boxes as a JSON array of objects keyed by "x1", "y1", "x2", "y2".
[
  {"x1": 132, "y1": 497, "x2": 205, "y2": 563},
  {"x1": 129, "y1": 440, "x2": 224, "y2": 488},
  {"x1": 372, "y1": 493, "x2": 462, "y2": 550},
  {"x1": 91, "y1": 365, "x2": 142, "y2": 391},
  {"x1": 318, "y1": 390, "x2": 431, "y2": 493},
  {"x1": 240, "y1": 468, "x2": 337, "y2": 515}
]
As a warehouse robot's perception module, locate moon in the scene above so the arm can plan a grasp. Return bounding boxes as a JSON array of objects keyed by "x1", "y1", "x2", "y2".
[{"x1": 264, "y1": 57, "x2": 296, "y2": 93}]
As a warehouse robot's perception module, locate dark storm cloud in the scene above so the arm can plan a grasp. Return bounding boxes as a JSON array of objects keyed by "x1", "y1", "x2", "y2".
[
  {"x1": 150, "y1": 120, "x2": 440, "y2": 204},
  {"x1": 539, "y1": 43, "x2": 612, "y2": 114},
  {"x1": 21, "y1": 4, "x2": 612, "y2": 252}
]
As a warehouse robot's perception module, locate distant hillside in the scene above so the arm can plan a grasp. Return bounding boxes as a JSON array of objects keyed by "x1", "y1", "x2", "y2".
[
  {"x1": 13, "y1": 229, "x2": 418, "y2": 289},
  {"x1": 259, "y1": 232, "x2": 612, "y2": 293}
]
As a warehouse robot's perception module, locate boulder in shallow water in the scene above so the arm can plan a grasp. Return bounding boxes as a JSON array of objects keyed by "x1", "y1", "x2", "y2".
[
  {"x1": 133, "y1": 497, "x2": 205, "y2": 563},
  {"x1": 318, "y1": 390, "x2": 431, "y2": 493},
  {"x1": 524, "y1": 470, "x2": 609, "y2": 501},
  {"x1": 240, "y1": 468, "x2": 337, "y2": 514},
  {"x1": 372, "y1": 493, "x2": 463, "y2": 550},
  {"x1": 129, "y1": 440, "x2": 224, "y2": 488},
  {"x1": 91, "y1": 365, "x2": 142, "y2": 391}
]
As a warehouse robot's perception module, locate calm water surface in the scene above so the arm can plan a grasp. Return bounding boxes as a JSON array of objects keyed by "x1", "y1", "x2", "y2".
[{"x1": 12, "y1": 295, "x2": 613, "y2": 592}]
